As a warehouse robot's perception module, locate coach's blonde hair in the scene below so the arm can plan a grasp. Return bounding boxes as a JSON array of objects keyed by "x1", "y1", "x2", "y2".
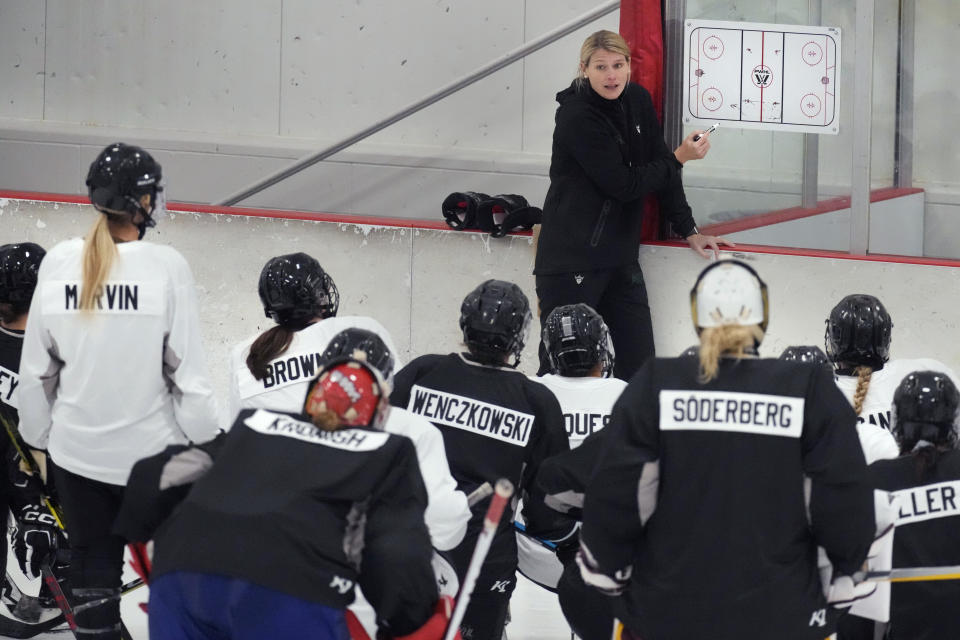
[
  {"x1": 80, "y1": 215, "x2": 118, "y2": 311},
  {"x1": 697, "y1": 324, "x2": 765, "y2": 383},
  {"x1": 578, "y1": 30, "x2": 631, "y2": 81}
]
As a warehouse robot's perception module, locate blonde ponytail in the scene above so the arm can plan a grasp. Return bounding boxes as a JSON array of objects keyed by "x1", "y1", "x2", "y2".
[
  {"x1": 80, "y1": 215, "x2": 117, "y2": 311},
  {"x1": 697, "y1": 325, "x2": 764, "y2": 383},
  {"x1": 852, "y1": 366, "x2": 873, "y2": 415}
]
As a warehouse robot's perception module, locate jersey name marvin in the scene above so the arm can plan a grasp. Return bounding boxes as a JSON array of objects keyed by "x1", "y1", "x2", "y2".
[
  {"x1": 659, "y1": 390, "x2": 805, "y2": 438},
  {"x1": 244, "y1": 409, "x2": 389, "y2": 451},
  {"x1": 892, "y1": 480, "x2": 960, "y2": 526},
  {"x1": 64, "y1": 283, "x2": 139, "y2": 310},
  {"x1": 407, "y1": 385, "x2": 534, "y2": 446}
]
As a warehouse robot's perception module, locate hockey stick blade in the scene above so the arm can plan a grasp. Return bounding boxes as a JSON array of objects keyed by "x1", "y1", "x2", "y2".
[
  {"x1": 442, "y1": 478, "x2": 514, "y2": 640},
  {"x1": 858, "y1": 565, "x2": 960, "y2": 583},
  {"x1": 0, "y1": 610, "x2": 66, "y2": 639}
]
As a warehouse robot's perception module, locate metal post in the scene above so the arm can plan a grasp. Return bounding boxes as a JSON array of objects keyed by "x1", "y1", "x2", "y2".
[
  {"x1": 662, "y1": 0, "x2": 685, "y2": 150},
  {"x1": 850, "y1": 0, "x2": 875, "y2": 255},
  {"x1": 801, "y1": 0, "x2": 822, "y2": 208},
  {"x1": 216, "y1": 0, "x2": 620, "y2": 207},
  {"x1": 894, "y1": 0, "x2": 915, "y2": 187}
]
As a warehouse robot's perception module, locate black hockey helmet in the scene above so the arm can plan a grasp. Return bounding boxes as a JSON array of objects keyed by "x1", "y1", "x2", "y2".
[
  {"x1": 86, "y1": 143, "x2": 164, "y2": 237},
  {"x1": 892, "y1": 370, "x2": 960, "y2": 452},
  {"x1": 0, "y1": 242, "x2": 46, "y2": 316},
  {"x1": 824, "y1": 294, "x2": 892, "y2": 370},
  {"x1": 321, "y1": 328, "x2": 395, "y2": 381},
  {"x1": 258, "y1": 253, "x2": 339, "y2": 329},
  {"x1": 459, "y1": 279, "x2": 531, "y2": 367},
  {"x1": 779, "y1": 345, "x2": 829, "y2": 367},
  {"x1": 543, "y1": 303, "x2": 614, "y2": 377}
]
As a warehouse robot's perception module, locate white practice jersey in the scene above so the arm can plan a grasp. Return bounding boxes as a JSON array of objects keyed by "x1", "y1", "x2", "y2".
[
  {"x1": 534, "y1": 374, "x2": 627, "y2": 448},
  {"x1": 18, "y1": 238, "x2": 219, "y2": 485},
  {"x1": 230, "y1": 318, "x2": 469, "y2": 550},
  {"x1": 517, "y1": 373, "x2": 626, "y2": 589},
  {"x1": 835, "y1": 358, "x2": 960, "y2": 464},
  {"x1": 229, "y1": 316, "x2": 402, "y2": 420}
]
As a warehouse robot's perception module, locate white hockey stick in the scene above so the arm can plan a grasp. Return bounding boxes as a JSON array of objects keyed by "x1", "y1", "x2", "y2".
[
  {"x1": 442, "y1": 478, "x2": 514, "y2": 640},
  {"x1": 856, "y1": 565, "x2": 960, "y2": 583}
]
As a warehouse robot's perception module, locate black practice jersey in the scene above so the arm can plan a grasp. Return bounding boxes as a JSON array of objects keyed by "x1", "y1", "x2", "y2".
[
  {"x1": 391, "y1": 353, "x2": 572, "y2": 565},
  {"x1": 145, "y1": 408, "x2": 437, "y2": 636},
  {"x1": 0, "y1": 326, "x2": 23, "y2": 433},
  {"x1": 869, "y1": 450, "x2": 960, "y2": 640},
  {"x1": 580, "y1": 356, "x2": 875, "y2": 640}
]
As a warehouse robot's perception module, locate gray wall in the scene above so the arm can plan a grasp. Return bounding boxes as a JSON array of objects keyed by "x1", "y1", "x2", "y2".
[{"x1": 0, "y1": 1, "x2": 958, "y2": 255}]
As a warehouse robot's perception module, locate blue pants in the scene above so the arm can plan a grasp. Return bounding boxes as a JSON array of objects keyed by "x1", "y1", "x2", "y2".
[{"x1": 149, "y1": 572, "x2": 351, "y2": 640}]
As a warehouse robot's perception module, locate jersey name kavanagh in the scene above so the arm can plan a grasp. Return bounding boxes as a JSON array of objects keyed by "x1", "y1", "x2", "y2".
[
  {"x1": 244, "y1": 409, "x2": 389, "y2": 452},
  {"x1": 407, "y1": 385, "x2": 533, "y2": 446}
]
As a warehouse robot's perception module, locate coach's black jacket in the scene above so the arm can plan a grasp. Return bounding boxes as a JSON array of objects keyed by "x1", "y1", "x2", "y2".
[
  {"x1": 534, "y1": 81, "x2": 697, "y2": 275},
  {"x1": 116, "y1": 408, "x2": 437, "y2": 636}
]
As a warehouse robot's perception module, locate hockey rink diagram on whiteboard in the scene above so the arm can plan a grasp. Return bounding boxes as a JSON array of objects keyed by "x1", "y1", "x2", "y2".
[{"x1": 684, "y1": 20, "x2": 841, "y2": 134}]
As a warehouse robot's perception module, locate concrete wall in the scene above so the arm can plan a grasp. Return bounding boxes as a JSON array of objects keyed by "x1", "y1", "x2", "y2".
[
  {"x1": 5, "y1": 196, "x2": 960, "y2": 426},
  {"x1": 0, "y1": 1, "x2": 958, "y2": 256}
]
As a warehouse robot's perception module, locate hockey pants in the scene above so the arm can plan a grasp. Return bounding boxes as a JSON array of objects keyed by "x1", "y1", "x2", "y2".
[
  {"x1": 149, "y1": 571, "x2": 351, "y2": 640},
  {"x1": 50, "y1": 461, "x2": 126, "y2": 640}
]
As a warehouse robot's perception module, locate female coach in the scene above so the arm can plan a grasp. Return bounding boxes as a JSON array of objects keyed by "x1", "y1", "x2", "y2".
[{"x1": 534, "y1": 30, "x2": 731, "y2": 380}]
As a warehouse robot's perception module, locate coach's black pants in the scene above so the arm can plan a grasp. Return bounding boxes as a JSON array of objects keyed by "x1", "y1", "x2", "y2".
[
  {"x1": 536, "y1": 263, "x2": 654, "y2": 381},
  {"x1": 50, "y1": 461, "x2": 125, "y2": 640}
]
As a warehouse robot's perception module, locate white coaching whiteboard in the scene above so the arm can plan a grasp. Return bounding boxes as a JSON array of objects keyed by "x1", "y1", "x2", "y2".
[{"x1": 683, "y1": 19, "x2": 841, "y2": 134}]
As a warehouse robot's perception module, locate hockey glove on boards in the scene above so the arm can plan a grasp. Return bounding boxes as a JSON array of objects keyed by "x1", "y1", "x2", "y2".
[{"x1": 12, "y1": 503, "x2": 62, "y2": 580}]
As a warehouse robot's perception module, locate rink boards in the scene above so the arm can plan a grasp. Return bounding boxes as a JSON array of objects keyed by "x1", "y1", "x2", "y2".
[{"x1": 4, "y1": 195, "x2": 960, "y2": 424}]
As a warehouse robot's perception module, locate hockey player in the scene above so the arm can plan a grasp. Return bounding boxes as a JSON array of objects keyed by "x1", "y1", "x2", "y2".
[
  {"x1": 228, "y1": 252, "x2": 402, "y2": 420},
  {"x1": 514, "y1": 303, "x2": 625, "y2": 611},
  {"x1": 826, "y1": 294, "x2": 960, "y2": 465},
  {"x1": 17, "y1": 143, "x2": 220, "y2": 640},
  {"x1": 232, "y1": 275, "x2": 470, "y2": 553},
  {"x1": 390, "y1": 279, "x2": 574, "y2": 640},
  {"x1": 122, "y1": 358, "x2": 458, "y2": 640},
  {"x1": 0, "y1": 241, "x2": 71, "y2": 632},
  {"x1": 577, "y1": 260, "x2": 877, "y2": 640},
  {"x1": 781, "y1": 345, "x2": 830, "y2": 367},
  {"x1": 869, "y1": 371, "x2": 960, "y2": 640}
]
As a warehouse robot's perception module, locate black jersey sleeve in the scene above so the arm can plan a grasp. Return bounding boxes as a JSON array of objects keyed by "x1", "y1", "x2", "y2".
[
  {"x1": 518, "y1": 379, "x2": 576, "y2": 541},
  {"x1": 579, "y1": 363, "x2": 660, "y2": 583},
  {"x1": 532, "y1": 427, "x2": 609, "y2": 520},
  {"x1": 359, "y1": 437, "x2": 437, "y2": 636},
  {"x1": 801, "y1": 366, "x2": 874, "y2": 575},
  {"x1": 390, "y1": 354, "x2": 442, "y2": 410}
]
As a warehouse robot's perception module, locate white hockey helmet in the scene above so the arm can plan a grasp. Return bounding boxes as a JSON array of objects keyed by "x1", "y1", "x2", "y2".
[{"x1": 690, "y1": 259, "x2": 769, "y2": 334}]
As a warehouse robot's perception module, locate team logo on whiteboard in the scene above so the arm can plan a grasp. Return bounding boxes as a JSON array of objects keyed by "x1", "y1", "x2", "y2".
[{"x1": 752, "y1": 65, "x2": 773, "y2": 88}]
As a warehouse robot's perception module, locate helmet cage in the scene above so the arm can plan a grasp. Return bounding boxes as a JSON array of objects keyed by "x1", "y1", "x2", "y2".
[
  {"x1": 544, "y1": 303, "x2": 614, "y2": 377},
  {"x1": 891, "y1": 371, "x2": 960, "y2": 451},
  {"x1": 459, "y1": 280, "x2": 531, "y2": 367},
  {"x1": 259, "y1": 254, "x2": 340, "y2": 328},
  {"x1": 824, "y1": 294, "x2": 892, "y2": 370}
]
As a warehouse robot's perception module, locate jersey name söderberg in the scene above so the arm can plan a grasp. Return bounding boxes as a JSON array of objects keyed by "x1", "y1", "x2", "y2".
[
  {"x1": 892, "y1": 480, "x2": 960, "y2": 526},
  {"x1": 244, "y1": 409, "x2": 389, "y2": 451},
  {"x1": 659, "y1": 390, "x2": 804, "y2": 438},
  {"x1": 407, "y1": 385, "x2": 533, "y2": 446}
]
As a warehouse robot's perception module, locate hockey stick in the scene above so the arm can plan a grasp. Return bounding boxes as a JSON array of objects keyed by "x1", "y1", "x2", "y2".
[
  {"x1": 856, "y1": 565, "x2": 960, "y2": 583},
  {"x1": 442, "y1": 478, "x2": 514, "y2": 640},
  {"x1": 466, "y1": 482, "x2": 493, "y2": 508},
  {"x1": 41, "y1": 567, "x2": 143, "y2": 639},
  {"x1": 512, "y1": 521, "x2": 557, "y2": 550},
  {"x1": 0, "y1": 414, "x2": 64, "y2": 529}
]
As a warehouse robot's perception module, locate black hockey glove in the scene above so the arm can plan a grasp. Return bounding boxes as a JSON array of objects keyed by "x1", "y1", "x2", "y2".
[
  {"x1": 554, "y1": 530, "x2": 581, "y2": 566},
  {"x1": 12, "y1": 503, "x2": 62, "y2": 580}
]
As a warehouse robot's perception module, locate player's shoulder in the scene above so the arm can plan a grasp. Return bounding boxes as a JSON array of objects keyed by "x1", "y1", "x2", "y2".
[{"x1": 42, "y1": 237, "x2": 83, "y2": 265}]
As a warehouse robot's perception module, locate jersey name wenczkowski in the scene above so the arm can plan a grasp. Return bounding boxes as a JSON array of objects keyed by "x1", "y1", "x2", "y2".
[
  {"x1": 42, "y1": 280, "x2": 163, "y2": 315},
  {"x1": 659, "y1": 390, "x2": 804, "y2": 438},
  {"x1": 892, "y1": 480, "x2": 960, "y2": 526},
  {"x1": 244, "y1": 409, "x2": 389, "y2": 451},
  {"x1": 407, "y1": 385, "x2": 534, "y2": 446}
]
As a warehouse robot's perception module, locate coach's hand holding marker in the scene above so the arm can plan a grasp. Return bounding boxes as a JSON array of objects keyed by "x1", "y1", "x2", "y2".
[{"x1": 679, "y1": 122, "x2": 733, "y2": 260}]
